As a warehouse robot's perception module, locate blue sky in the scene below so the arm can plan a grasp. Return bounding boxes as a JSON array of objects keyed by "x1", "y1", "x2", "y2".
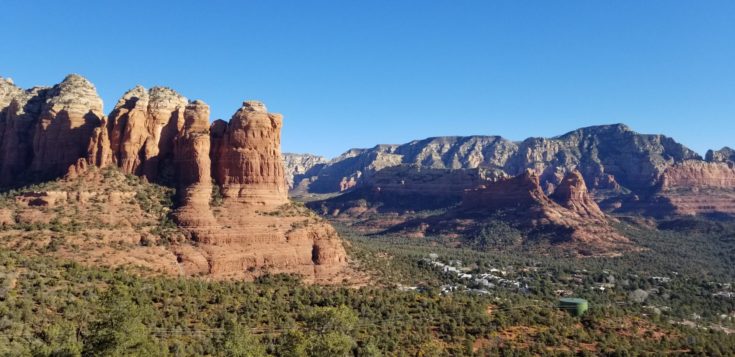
[{"x1": 1, "y1": 1, "x2": 733, "y2": 158}]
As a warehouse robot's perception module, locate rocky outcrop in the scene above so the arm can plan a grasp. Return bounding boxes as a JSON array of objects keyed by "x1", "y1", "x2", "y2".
[
  {"x1": 173, "y1": 100, "x2": 217, "y2": 236},
  {"x1": 550, "y1": 170, "x2": 605, "y2": 219},
  {"x1": 706, "y1": 147, "x2": 735, "y2": 163},
  {"x1": 85, "y1": 116, "x2": 113, "y2": 168},
  {"x1": 168, "y1": 100, "x2": 348, "y2": 281},
  {"x1": 213, "y1": 101, "x2": 288, "y2": 206},
  {"x1": 282, "y1": 153, "x2": 327, "y2": 189},
  {"x1": 31, "y1": 74, "x2": 106, "y2": 179},
  {"x1": 660, "y1": 161, "x2": 735, "y2": 190},
  {"x1": 0, "y1": 80, "x2": 48, "y2": 185},
  {"x1": 189, "y1": 101, "x2": 347, "y2": 281},
  {"x1": 391, "y1": 170, "x2": 632, "y2": 256},
  {"x1": 653, "y1": 161, "x2": 735, "y2": 216},
  {"x1": 0, "y1": 75, "x2": 108, "y2": 185},
  {"x1": 461, "y1": 170, "x2": 555, "y2": 212},
  {"x1": 107, "y1": 86, "x2": 187, "y2": 181},
  {"x1": 0, "y1": 74, "x2": 349, "y2": 283}
]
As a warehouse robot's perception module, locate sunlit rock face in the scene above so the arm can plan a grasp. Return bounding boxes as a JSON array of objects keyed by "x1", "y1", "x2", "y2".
[
  {"x1": 107, "y1": 85, "x2": 188, "y2": 181},
  {"x1": 0, "y1": 74, "x2": 350, "y2": 282},
  {"x1": 212, "y1": 101, "x2": 289, "y2": 206}
]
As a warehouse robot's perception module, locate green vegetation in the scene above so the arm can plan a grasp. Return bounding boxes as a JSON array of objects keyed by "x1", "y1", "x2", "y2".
[
  {"x1": 0, "y1": 168, "x2": 734, "y2": 355},
  {"x1": 0, "y1": 217, "x2": 734, "y2": 355}
]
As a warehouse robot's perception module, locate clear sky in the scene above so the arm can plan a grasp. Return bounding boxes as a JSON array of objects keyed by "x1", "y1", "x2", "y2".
[{"x1": 1, "y1": 1, "x2": 733, "y2": 158}]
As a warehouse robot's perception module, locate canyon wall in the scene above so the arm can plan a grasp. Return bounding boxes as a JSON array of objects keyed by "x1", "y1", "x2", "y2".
[{"x1": 303, "y1": 125, "x2": 735, "y2": 218}]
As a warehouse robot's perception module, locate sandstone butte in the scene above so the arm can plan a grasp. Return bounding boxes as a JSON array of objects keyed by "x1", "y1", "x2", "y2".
[
  {"x1": 385, "y1": 169, "x2": 633, "y2": 256},
  {"x1": 0, "y1": 74, "x2": 348, "y2": 282},
  {"x1": 462, "y1": 169, "x2": 633, "y2": 254}
]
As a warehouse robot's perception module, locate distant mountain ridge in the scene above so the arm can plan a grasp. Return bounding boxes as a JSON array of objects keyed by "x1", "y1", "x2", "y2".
[
  {"x1": 287, "y1": 124, "x2": 708, "y2": 197},
  {"x1": 295, "y1": 126, "x2": 734, "y2": 255}
]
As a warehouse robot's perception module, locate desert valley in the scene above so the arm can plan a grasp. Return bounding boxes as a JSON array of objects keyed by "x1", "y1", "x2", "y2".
[{"x1": 0, "y1": 73, "x2": 733, "y2": 355}]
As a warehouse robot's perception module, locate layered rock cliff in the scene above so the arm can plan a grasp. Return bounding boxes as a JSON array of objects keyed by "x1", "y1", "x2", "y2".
[
  {"x1": 302, "y1": 124, "x2": 735, "y2": 219},
  {"x1": 0, "y1": 74, "x2": 349, "y2": 282},
  {"x1": 0, "y1": 75, "x2": 108, "y2": 185},
  {"x1": 107, "y1": 86, "x2": 188, "y2": 181},
  {"x1": 212, "y1": 101, "x2": 289, "y2": 206},
  {"x1": 282, "y1": 153, "x2": 327, "y2": 189},
  {"x1": 172, "y1": 100, "x2": 217, "y2": 236},
  {"x1": 198, "y1": 101, "x2": 347, "y2": 280},
  {"x1": 294, "y1": 124, "x2": 700, "y2": 197},
  {"x1": 653, "y1": 161, "x2": 735, "y2": 216}
]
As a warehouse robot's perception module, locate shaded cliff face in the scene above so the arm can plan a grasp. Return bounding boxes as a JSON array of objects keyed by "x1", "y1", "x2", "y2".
[
  {"x1": 282, "y1": 153, "x2": 327, "y2": 189},
  {"x1": 706, "y1": 147, "x2": 735, "y2": 163},
  {"x1": 0, "y1": 75, "x2": 107, "y2": 185},
  {"x1": 107, "y1": 86, "x2": 188, "y2": 182},
  {"x1": 32, "y1": 74, "x2": 106, "y2": 179},
  {"x1": 294, "y1": 124, "x2": 700, "y2": 196},
  {"x1": 0, "y1": 79, "x2": 49, "y2": 185}
]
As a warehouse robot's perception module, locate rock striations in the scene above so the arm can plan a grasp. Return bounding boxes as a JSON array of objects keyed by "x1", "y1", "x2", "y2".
[
  {"x1": 107, "y1": 86, "x2": 188, "y2": 181},
  {"x1": 294, "y1": 124, "x2": 700, "y2": 196},
  {"x1": 0, "y1": 74, "x2": 347, "y2": 282},
  {"x1": 213, "y1": 101, "x2": 289, "y2": 206},
  {"x1": 172, "y1": 100, "x2": 217, "y2": 236},
  {"x1": 655, "y1": 160, "x2": 735, "y2": 216},
  {"x1": 0, "y1": 74, "x2": 109, "y2": 184},
  {"x1": 193, "y1": 101, "x2": 347, "y2": 280}
]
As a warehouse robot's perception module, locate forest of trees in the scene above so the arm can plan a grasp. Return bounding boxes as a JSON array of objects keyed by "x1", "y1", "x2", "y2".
[
  {"x1": 0, "y1": 170, "x2": 734, "y2": 355},
  {"x1": 1, "y1": 220, "x2": 735, "y2": 356}
]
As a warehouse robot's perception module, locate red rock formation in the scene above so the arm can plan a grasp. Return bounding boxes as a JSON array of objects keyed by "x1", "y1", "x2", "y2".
[
  {"x1": 212, "y1": 101, "x2": 288, "y2": 206},
  {"x1": 462, "y1": 170, "x2": 555, "y2": 212},
  {"x1": 0, "y1": 84, "x2": 48, "y2": 185},
  {"x1": 86, "y1": 116, "x2": 113, "y2": 168},
  {"x1": 446, "y1": 170, "x2": 632, "y2": 255},
  {"x1": 0, "y1": 75, "x2": 349, "y2": 282},
  {"x1": 173, "y1": 100, "x2": 217, "y2": 237},
  {"x1": 655, "y1": 161, "x2": 735, "y2": 216},
  {"x1": 660, "y1": 161, "x2": 735, "y2": 190},
  {"x1": 550, "y1": 170, "x2": 605, "y2": 219},
  {"x1": 30, "y1": 75, "x2": 106, "y2": 180},
  {"x1": 174, "y1": 100, "x2": 348, "y2": 281},
  {"x1": 107, "y1": 86, "x2": 187, "y2": 180}
]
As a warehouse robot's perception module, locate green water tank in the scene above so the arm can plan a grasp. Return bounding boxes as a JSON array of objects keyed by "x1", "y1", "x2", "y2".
[{"x1": 558, "y1": 298, "x2": 589, "y2": 316}]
